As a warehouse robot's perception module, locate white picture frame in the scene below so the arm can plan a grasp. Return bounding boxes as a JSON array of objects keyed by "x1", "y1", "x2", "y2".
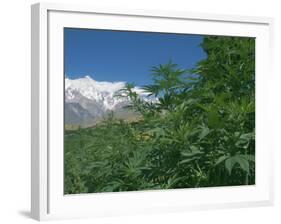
[{"x1": 31, "y1": 2, "x2": 274, "y2": 221}]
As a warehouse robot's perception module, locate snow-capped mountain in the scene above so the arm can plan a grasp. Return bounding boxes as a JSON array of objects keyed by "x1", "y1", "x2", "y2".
[{"x1": 65, "y1": 76, "x2": 151, "y2": 127}]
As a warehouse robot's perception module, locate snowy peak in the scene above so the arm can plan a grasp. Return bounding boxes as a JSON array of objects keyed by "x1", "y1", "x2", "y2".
[
  {"x1": 65, "y1": 76, "x2": 125, "y2": 109},
  {"x1": 64, "y1": 76, "x2": 156, "y2": 127},
  {"x1": 66, "y1": 76, "x2": 125, "y2": 96},
  {"x1": 65, "y1": 75, "x2": 153, "y2": 111}
]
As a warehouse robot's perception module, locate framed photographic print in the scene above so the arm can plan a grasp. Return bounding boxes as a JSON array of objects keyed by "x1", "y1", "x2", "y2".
[{"x1": 31, "y1": 2, "x2": 274, "y2": 221}]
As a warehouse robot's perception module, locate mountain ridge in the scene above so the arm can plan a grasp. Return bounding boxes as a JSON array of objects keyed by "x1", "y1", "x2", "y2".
[{"x1": 65, "y1": 76, "x2": 151, "y2": 127}]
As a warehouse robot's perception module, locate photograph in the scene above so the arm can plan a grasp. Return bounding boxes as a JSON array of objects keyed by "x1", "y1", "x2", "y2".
[{"x1": 64, "y1": 28, "x2": 255, "y2": 194}]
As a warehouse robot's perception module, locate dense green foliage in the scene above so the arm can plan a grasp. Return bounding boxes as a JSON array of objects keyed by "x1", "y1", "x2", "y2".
[{"x1": 64, "y1": 36, "x2": 255, "y2": 194}]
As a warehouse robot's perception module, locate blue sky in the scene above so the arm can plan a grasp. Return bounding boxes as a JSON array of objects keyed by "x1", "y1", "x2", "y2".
[{"x1": 64, "y1": 28, "x2": 206, "y2": 86}]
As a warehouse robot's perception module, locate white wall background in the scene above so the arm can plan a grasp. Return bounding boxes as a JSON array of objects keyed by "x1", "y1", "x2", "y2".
[{"x1": 0, "y1": 0, "x2": 279, "y2": 223}]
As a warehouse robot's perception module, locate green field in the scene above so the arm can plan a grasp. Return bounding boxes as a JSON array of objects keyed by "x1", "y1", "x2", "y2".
[{"x1": 64, "y1": 36, "x2": 255, "y2": 194}]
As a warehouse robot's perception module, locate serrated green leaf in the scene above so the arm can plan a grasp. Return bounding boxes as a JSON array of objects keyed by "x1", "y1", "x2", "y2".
[
  {"x1": 241, "y1": 154, "x2": 255, "y2": 162},
  {"x1": 224, "y1": 155, "x2": 251, "y2": 175},
  {"x1": 233, "y1": 156, "x2": 250, "y2": 174},
  {"x1": 225, "y1": 158, "x2": 235, "y2": 175},
  {"x1": 198, "y1": 126, "x2": 210, "y2": 140},
  {"x1": 179, "y1": 157, "x2": 197, "y2": 164},
  {"x1": 215, "y1": 155, "x2": 229, "y2": 166}
]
